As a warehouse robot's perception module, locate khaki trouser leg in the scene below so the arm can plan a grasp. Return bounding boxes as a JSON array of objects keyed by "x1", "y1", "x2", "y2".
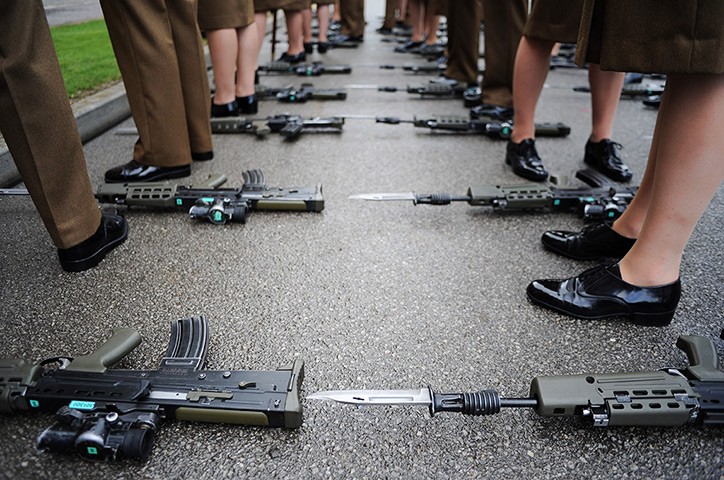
[
  {"x1": 481, "y1": 0, "x2": 527, "y2": 108},
  {"x1": 100, "y1": 0, "x2": 193, "y2": 167},
  {"x1": 340, "y1": 0, "x2": 365, "y2": 37},
  {"x1": 0, "y1": 0, "x2": 100, "y2": 249},
  {"x1": 445, "y1": 0, "x2": 480, "y2": 84},
  {"x1": 168, "y1": 0, "x2": 213, "y2": 155}
]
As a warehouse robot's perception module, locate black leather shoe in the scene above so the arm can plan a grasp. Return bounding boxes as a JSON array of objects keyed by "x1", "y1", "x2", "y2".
[
  {"x1": 278, "y1": 51, "x2": 306, "y2": 64},
  {"x1": 236, "y1": 94, "x2": 258, "y2": 114},
  {"x1": 505, "y1": 139, "x2": 549, "y2": 181},
  {"x1": 58, "y1": 213, "x2": 128, "y2": 272},
  {"x1": 317, "y1": 41, "x2": 329, "y2": 53},
  {"x1": 541, "y1": 222, "x2": 636, "y2": 260},
  {"x1": 527, "y1": 261, "x2": 680, "y2": 326},
  {"x1": 104, "y1": 160, "x2": 190, "y2": 183},
  {"x1": 584, "y1": 138, "x2": 633, "y2": 182},
  {"x1": 395, "y1": 40, "x2": 423, "y2": 53},
  {"x1": 470, "y1": 103, "x2": 514, "y2": 121},
  {"x1": 210, "y1": 99, "x2": 239, "y2": 118},
  {"x1": 303, "y1": 42, "x2": 314, "y2": 54}
]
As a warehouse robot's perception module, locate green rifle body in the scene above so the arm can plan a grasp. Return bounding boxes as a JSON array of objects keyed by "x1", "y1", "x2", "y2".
[
  {"x1": 0, "y1": 316, "x2": 304, "y2": 461},
  {"x1": 255, "y1": 83, "x2": 347, "y2": 102},
  {"x1": 411, "y1": 115, "x2": 570, "y2": 139},
  {"x1": 95, "y1": 170, "x2": 324, "y2": 224},
  {"x1": 529, "y1": 335, "x2": 724, "y2": 426},
  {"x1": 258, "y1": 61, "x2": 351, "y2": 76},
  {"x1": 210, "y1": 114, "x2": 344, "y2": 138}
]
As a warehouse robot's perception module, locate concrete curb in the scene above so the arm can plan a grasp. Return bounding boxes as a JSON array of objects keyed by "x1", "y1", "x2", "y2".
[{"x1": 0, "y1": 82, "x2": 131, "y2": 187}]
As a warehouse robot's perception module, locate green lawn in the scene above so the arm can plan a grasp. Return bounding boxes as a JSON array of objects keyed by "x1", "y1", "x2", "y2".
[{"x1": 50, "y1": 19, "x2": 121, "y2": 99}]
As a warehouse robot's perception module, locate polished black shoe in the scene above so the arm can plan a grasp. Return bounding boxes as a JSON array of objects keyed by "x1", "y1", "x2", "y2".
[
  {"x1": 58, "y1": 213, "x2": 128, "y2": 272},
  {"x1": 470, "y1": 103, "x2": 514, "y2": 121},
  {"x1": 394, "y1": 40, "x2": 423, "y2": 53},
  {"x1": 329, "y1": 34, "x2": 363, "y2": 45},
  {"x1": 303, "y1": 42, "x2": 314, "y2": 54},
  {"x1": 236, "y1": 94, "x2": 258, "y2": 114},
  {"x1": 527, "y1": 261, "x2": 681, "y2": 326},
  {"x1": 317, "y1": 41, "x2": 330, "y2": 53},
  {"x1": 104, "y1": 159, "x2": 190, "y2": 183},
  {"x1": 376, "y1": 26, "x2": 393, "y2": 35},
  {"x1": 210, "y1": 99, "x2": 239, "y2": 118},
  {"x1": 584, "y1": 138, "x2": 633, "y2": 182},
  {"x1": 278, "y1": 51, "x2": 306, "y2": 64},
  {"x1": 505, "y1": 139, "x2": 549, "y2": 181},
  {"x1": 541, "y1": 222, "x2": 636, "y2": 260}
]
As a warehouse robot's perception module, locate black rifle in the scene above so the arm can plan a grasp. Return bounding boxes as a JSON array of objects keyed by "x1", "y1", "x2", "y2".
[
  {"x1": 373, "y1": 115, "x2": 571, "y2": 140},
  {"x1": 350, "y1": 169, "x2": 637, "y2": 222},
  {"x1": 258, "y1": 61, "x2": 352, "y2": 76},
  {"x1": 574, "y1": 82, "x2": 666, "y2": 98},
  {"x1": 379, "y1": 62, "x2": 447, "y2": 73},
  {"x1": 95, "y1": 170, "x2": 324, "y2": 225},
  {"x1": 0, "y1": 315, "x2": 305, "y2": 461},
  {"x1": 309, "y1": 333, "x2": 724, "y2": 427},
  {"x1": 348, "y1": 83, "x2": 477, "y2": 100},
  {"x1": 210, "y1": 114, "x2": 344, "y2": 138},
  {"x1": 255, "y1": 83, "x2": 347, "y2": 103}
]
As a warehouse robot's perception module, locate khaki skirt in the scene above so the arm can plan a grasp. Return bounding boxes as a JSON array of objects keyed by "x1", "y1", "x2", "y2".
[
  {"x1": 314, "y1": 0, "x2": 335, "y2": 5},
  {"x1": 577, "y1": 0, "x2": 724, "y2": 74},
  {"x1": 254, "y1": 0, "x2": 306, "y2": 12},
  {"x1": 523, "y1": 0, "x2": 584, "y2": 44},
  {"x1": 198, "y1": 0, "x2": 255, "y2": 30}
]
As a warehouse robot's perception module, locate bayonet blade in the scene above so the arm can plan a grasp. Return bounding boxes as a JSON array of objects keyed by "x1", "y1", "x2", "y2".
[
  {"x1": 307, "y1": 388, "x2": 432, "y2": 406},
  {"x1": 348, "y1": 193, "x2": 417, "y2": 201}
]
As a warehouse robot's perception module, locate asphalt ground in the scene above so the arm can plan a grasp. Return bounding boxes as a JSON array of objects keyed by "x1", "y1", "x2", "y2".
[{"x1": 1, "y1": 4, "x2": 724, "y2": 479}]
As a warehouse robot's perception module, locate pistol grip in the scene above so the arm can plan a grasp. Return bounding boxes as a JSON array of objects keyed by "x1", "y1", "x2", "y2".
[
  {"x1": 677, "y1": 334, "x2": 724, "y2": 382},
  {"x1": 65, "y1": 328, "x2": 141, "y2": 373}
]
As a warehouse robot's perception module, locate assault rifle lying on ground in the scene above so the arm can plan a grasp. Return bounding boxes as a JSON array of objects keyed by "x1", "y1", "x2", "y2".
[
  {"x1": 365, "y1": 115, "x2": 570, "y2": 140},
  {"x1": 309, "y1": 333, "x2": 724, "y2": 427},
  {"x1": 210, "y1": 114, "x2": 344, "y2": 138},
  {"x1": 255, "y1": 83, "x2": 347, "y2": 103},
  {"x1": 0, "y1": 316, "x2": 305, "y2": 461},
  {"x1": 350, "y1": 169, "x2": 636, "y2": 222},
  {"x1": 96, "y1": 170, "x2": 324, "y2": 224},
  {"x1": 346, "y1": 83, "x2": 478, "y2": 101},
  {"x1": 574, "y1": 82, "x2": 665, "y2": 98},
  {"x1": 258, "y1": 61, "x2": 351, "y2": 76}
]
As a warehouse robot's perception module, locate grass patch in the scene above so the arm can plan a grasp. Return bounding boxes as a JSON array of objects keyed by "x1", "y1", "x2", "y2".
[{"x1": 50, "y1": 19, "x2": 121, "y2": 99}]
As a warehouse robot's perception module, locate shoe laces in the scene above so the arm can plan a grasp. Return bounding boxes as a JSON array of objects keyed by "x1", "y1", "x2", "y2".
[
  {"x1": 577, "y1": 259, "x2": 617, "y2": 283},
  {"x1": 600, "y1": 140, "x2": 624, "y2": 163}
]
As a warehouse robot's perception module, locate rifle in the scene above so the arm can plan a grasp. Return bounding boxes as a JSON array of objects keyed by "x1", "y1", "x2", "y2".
[
  {"x1": 350, "y1": 168, "x2": 637, "y2": 222},
  {"x1": 258, "y1": 61, "x2": 352, "y2": 76},
  {"x1": 372, "y1": 115, "x2": 571, "y2": 140},
  {"x1": 210, "y1": 114, "x2": 344, "y2": 138},
  {"x1": 95, "y1": 170, "x2": 324, "y2": 224},
  {"x1": 255, "y1": 83, "x2": 347, "y2": 103},
  {"x1": 346, "y1": 83, "x2": 478, "y2": 100},
  {"x1": 0, "y1": 315, "x2": 305, "y2": 461},
  {"x1": 308, "y1": 333, "x2": 724, "y2": 427},
  {"x1": 574, "y1": 82, "x2": 666, "y2": 98},
  {"x1": 379, "y1": 62, "x2": 447, "y2": 73}
]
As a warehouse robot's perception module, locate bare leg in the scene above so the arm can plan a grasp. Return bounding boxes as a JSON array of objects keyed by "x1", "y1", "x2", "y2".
[
  {"x1": 588, "y1": 63, "x2": 624, "y2": 142},
  {"x1": 206, "y1": 29, "x2": 238, "y2": 105},
  {"x1": 510, "y1": 35, "x2": 555, "y2": 143},
  {"x1": 284, "y1": 10, "x2": 304, "y2": 55},
  {"x1": 318, "y1": 4, "x2": 330, "y2": 42},
  {"x1": 619, "y1": 73, "x2": 724, "y2": 286},
  {"x1": 424, "y1": 13, "x2": 439, "y2": 45},
  {"x1": 302, "y1": 8, "x2": 313, "y2": 44},
  {"x1": 332, "y1": 1, "x2": 341, "y2": 22},
  {"x1": 398, "y1": 0, "x2": 408, "y2": 22},
  {"x1": 235, "y1": 23, "x2": 259, "y2": 98},
  {"x1": 408, "y1": 0, "x2": 424, "y2": 43},
  {"x1": 255, "y1": 12, "x2": 267, "y2": 55}
]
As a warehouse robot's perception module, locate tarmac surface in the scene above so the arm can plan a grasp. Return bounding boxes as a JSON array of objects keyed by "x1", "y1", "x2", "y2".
[{"x1": 1, "y1": 4, "x2": 724, "y2": 479}]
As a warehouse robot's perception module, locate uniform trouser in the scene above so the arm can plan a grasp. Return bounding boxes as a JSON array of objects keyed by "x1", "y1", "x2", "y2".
[
  {"x1": 445, "y1": 0, "x2": 482, "y2": 84},
  {"x1": 480, "y1": 0, "x2": 527, "y2": 108},
  {"x1": 0, "y1": 0, "x2": 100, "y2": 249},
  {"x1": 100, "y1": 0, "x2": 213, "y2": 167},
  {"x1": 339, "y1": 0, "x2": 365, "y2": 37},
  {"x1": 382, "y1": 0, "x2": 396, "y2": 29}
]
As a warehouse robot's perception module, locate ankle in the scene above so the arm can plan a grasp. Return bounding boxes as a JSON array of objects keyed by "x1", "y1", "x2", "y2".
[{"x1": 619, "y1": 256, "x2": 680, "y2": 287}]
